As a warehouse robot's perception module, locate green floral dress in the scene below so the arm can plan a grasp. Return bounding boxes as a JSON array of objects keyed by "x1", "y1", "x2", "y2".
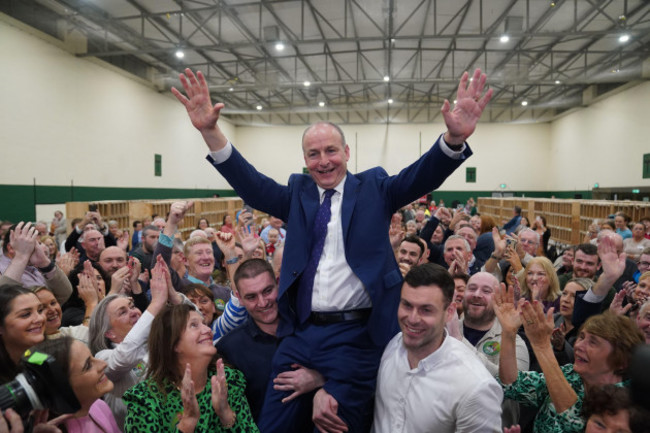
[
  {"x1": 499, "y1": 364, "x2": 585, "y2": 433},
  {"x1": 123, "y1": 366, "x2": 259, "y2": 433}
]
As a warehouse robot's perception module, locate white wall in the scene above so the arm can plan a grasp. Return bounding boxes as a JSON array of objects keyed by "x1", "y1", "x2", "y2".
[
  {"x1": 1, "y1": 13, "x2": 649, "y2": 195},
  {"x1": 549, "y1": 81, "x2": 650, "y2": 190},
  {"x1": 0, "y1": 16, "x2": 235, "y2": 191},
  {"x1": 234, "y1": 122, "x2": 551, "y2": 192}
]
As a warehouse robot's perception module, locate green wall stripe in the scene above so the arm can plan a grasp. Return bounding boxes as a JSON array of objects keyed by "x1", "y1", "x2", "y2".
[
  {"x1": 0, "y1": 184, "x2": 236, "y2": 222},
  {"x1": 0, "y1": 183, "x2": 592, "y2": 222}
]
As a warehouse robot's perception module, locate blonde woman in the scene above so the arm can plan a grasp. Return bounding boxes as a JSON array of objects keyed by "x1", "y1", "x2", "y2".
[{"x1": 518, "y1": 256, "x2": 561, "y2": 312}]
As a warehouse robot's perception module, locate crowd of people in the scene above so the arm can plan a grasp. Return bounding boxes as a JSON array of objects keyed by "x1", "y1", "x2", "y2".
[{"x1": 1, "y1": 66, "x2": 650, "y2": 433}]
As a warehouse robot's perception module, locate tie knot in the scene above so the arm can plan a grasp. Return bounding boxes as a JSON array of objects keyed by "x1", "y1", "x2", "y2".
[{"x1": 323, "y1": 189, "x2": 335, "y2": 200}]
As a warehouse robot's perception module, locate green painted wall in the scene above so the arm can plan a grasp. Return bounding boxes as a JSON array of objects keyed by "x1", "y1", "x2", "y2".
[
  {"x1": 0, "y1": 184, "x2": 237, "y2": 222},
  {"x1": 1, "y1": 183, "x2": 596, "y2": 223}
]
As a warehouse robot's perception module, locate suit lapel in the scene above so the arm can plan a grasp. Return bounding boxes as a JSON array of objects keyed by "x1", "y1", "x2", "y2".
[
  {"x1": 341, "y1": 173, "x2": 360, "y2": 241},
  {"x1": 300, "y1": 180, "x2": 320, "y2": 237}
]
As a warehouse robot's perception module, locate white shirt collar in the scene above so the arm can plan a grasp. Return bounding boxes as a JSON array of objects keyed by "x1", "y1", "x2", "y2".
[{"x1": 316, "y1": 175, "x2": 346, "y2": 199}]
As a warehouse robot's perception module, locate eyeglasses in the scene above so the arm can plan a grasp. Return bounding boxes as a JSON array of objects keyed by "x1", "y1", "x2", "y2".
[{"x1": 640, "y1": 261, "x2": 650, "y2": 268}]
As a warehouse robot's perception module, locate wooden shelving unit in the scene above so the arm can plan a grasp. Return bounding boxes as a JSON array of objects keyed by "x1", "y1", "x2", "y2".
[
  {"x1": 478, "y1": 197, "x2": 650, "y2": 246},
  {"x1": 65, "y1": 197, "x2": 260, "y2": 240}
]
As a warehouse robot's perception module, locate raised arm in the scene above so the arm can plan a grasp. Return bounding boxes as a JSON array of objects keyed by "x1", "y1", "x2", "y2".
[
  {"x1": 592, "y1": 235, "x2": 626, "y2": 297},
  {"x1": 171, "y1": 69, "x2": 229, "y2": 152},
  {"x1": 4, "y1": 222, "x2": 37, "y2": 281},
  {"x1": 441, "y1": 69, "x2": 493, "y2": 145},
  {"x1": 494, "y1": 283, "x2": 522, "y2": 385},
  {"x1": 520, "y1": 301, "x2": 578, "y2": 413}
]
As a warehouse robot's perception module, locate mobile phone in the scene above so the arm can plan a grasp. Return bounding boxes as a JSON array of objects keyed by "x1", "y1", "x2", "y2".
[
  {"x1": 89, "y1": 204, "x2": 98, "y2": 212},
  {"x1": 506, "y1": 238, "x2": 518, "y2": 250}
]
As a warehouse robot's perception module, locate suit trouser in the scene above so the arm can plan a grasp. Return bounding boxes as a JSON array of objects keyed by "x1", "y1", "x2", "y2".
[{"x1": 257, "y1": 319, "x2": 384, "y2": 433}]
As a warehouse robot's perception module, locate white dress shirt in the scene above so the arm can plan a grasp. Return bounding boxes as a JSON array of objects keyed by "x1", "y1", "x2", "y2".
[
  {"x1": 312, "y1": 178, "x2": 371, "y2": 311},
  {"x1": 209, "y1": 136, "x2": 465, "y2": 312},
  {"x1": 372, "y1": 330, "x2": 503, "y2": 433}
]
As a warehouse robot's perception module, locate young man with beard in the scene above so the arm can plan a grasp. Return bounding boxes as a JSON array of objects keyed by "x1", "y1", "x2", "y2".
[
  {"x1": 372, "y1": 264, "x2": 502, "y2": 433},
  {"x1": 396, "y1": 235, "x2": 427, "y2": 277},
  {"x1": 447, "y1": 272, "x2": 529, "y2": 428}
]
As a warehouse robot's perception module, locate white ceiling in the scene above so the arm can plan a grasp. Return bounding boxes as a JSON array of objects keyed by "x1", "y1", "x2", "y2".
[{"x1": 5, "y1": 0, "x2": 650, "y2": 125}]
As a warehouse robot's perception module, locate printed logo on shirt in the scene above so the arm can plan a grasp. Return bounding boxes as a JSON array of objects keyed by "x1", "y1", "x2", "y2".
[
  {"x1": 215, "y1": 299, "x2": 226, "y2": 311},
  {"x1": 482, "y1": 341, "x2": 500, "y2": 356},
  {"x1": 133, "y1": 362, "x2": 146, "y2": 377}
]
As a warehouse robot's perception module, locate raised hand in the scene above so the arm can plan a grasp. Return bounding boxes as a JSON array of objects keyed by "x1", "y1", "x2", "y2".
[
  {"x1": 273, "y1": 363, "x2": 326, "y2": 403},
  {"x1": 125, "y1": 257, "x2": 142, "y2": 294},
  {"x1": 491, "y1": 227, "x2": 506, "y2": 258},
  {"x1": 389, "y1": 226, "x2": 404, "y2": 252},
  {"x1": 29, "y1": 241, "x2": 52, "y2": 269},
  {"x1": 117, "y1": 230, "x2": 129, "y2": 252},
  {"x1": 211, "y1": 359, "x2": 235, "y2": 426},
  {"x1": 178, "y1": 364, "x2": 199, "y2": 433},
  {"x1": 434, "y1": 207, "x2": 452, "y2": 226},
  {"x1": 167, "y1": 201, "x2": 195, "y2": 229},
  {"x1": 452, "y1": 250, "x2": 468, "y2": 274},
  {"x1": 441, "y1": 69, "x2": 493, "y2": 145},
  {"x1": 172, "y1": 69, "x2": 223, "y2": 132},
  {"x1": 78, "y1": 273, "x2": 99, "y2": 307},
  {"x1": 56, "y1": 248, "x2": 79, "y2": 276},
  {"x1": 214, "y1": 231, "x2": 236, "y2": 257},
  {"x1": 9, "y1": 222, "x2": 38, "y2": 259},
  {"x1": 149, "y1": 256, "x2": 170, "y2": 311},
  {"x1": 609, "y1": 289, "x2": 633, "y2": 316},
  {"x1": 238, "y1": 226, "x2": 258, "y2": 258},
  {"x1": 109, "y1": 266, "x2": 130, "y2": 295},
  {"x1": 171, "y1": 69, "x2": 229, "y2": 152},
  {"x1": 504, "y1": 245, "x2": 523, "y2": 273},
  {"x1": 598, "y1": 235, "x2": 626, "y2": 280},
  {"x1": 236, "y1": 211, "x2": 254, "y2": 231},
  {"x1": 520, "y1": 301, "x2": 554, "y2": 348},
  {"x1": 445, "y1": 304, "x2": 462, "y2": 340},
  {"x1": 493, "y1": 282, "x2": 522, "y2": 335},
  {"x1": 550, "y1": 327, "x2": 566, "y2": 351}
]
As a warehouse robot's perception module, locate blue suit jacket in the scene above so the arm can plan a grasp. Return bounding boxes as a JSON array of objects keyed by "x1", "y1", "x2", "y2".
[{"x1": 208, "y1": 136, "x2": 471, "y2": 346}]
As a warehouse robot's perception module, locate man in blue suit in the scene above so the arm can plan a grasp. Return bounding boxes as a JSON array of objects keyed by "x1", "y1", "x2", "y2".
[{"x1": 172, "y1": 68, "x2": 493, "y2": 433}]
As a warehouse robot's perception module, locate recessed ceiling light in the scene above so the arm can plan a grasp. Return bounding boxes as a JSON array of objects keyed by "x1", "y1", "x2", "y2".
[
  {"x1": 618, "y1": 34, "x2": 630, "y2": 43},
  {"x1": 388, "y1": 99, "x2": 394, "y2": 104},
  {"x1": 303, "y1": 81, "x2": 311, "y2": 87},
  {"x1": 275, "y1": 42, "x2": 285, "y2": 51},
  {"x1": 256, "y1": 105, "x2": 263, "y2": 110},
  {"x1": 500, "y1": 35, "x2": 510, "y2": 43},
  {"x1": 521, "y1": 101, "x2": 528, "y2": 106},
  {"x1": 175, "y1": 49, "x2": 185, "y2": 59},
  {"x1": 318, "y1": 101, "x2": 325, "y2": 107},
  {"x1": 383, "y1": 75, "x2": 390, "y2": 82}
]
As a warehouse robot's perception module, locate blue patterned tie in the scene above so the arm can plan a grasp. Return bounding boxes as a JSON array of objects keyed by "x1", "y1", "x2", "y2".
[{"x1": 297, "y1": 189, "x2": 336, "y2": 323}]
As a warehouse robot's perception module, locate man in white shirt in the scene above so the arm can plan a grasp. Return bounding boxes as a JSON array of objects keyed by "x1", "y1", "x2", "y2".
[{"x1": 373, "y1": 263, "x2": 503, "y2": 433}]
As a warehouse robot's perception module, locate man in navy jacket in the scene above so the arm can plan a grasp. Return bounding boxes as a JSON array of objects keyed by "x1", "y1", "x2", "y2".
[{"x1": 173, "y1": 68, "x2": 492, "y2": 432}]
